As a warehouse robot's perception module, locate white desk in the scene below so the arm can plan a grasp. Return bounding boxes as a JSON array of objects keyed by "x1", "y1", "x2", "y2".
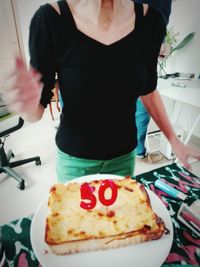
[{"x1": 158, "y1": 78, "x2": 200, "y2": 145}]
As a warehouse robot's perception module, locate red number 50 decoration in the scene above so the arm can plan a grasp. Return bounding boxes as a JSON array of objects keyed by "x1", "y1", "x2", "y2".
[{"x1": 80, "y1": 180, "x2": 118, "y2": 210}]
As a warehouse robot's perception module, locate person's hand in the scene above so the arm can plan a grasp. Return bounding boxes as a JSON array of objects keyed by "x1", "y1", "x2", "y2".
[
  {"x1": 159, "y1": 42, "x2": 171, "y2": 58},
  {"x1": 172, "y1": 140, "x2": 200, "y2": 170},
  {"x1": 1, "y1": 57, "x2": 43, "y2": 114}
]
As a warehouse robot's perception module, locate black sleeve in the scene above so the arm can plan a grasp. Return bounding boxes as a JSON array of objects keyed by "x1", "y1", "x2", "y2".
[
  {"x1": 29, "y1": 5, "x2": 56, "y2": 108},
  {"x1": 141, "y1": 9, "x2": 166, "y2": 96}
]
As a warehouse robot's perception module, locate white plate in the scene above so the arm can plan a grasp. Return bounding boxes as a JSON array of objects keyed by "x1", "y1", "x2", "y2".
[
  {"x1": 31, "y1": 174, "x2": 173, "y2": 267},
  {"x1": 0, "y1": 252, "x2": 5, "y2": 267}
]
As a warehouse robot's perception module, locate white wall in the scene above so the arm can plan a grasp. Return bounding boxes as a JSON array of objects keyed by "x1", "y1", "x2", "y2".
[
  {"x1": 167, "y1": 0, "x2": 200, "y2": 78},
  {"x1": 165, "y1": 0, "x2": 200, "y2": 137},
  {"x1": 15, "y1": 0, "x2": 53, "y2": 64}
]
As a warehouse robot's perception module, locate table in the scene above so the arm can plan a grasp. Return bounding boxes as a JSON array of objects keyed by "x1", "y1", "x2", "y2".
[
  {"x1": 1, "y1": 163, "x2": 200, "y2": 267},
  {"x1": 158, "y1": 78, "x2": 200, "y2": 145}
]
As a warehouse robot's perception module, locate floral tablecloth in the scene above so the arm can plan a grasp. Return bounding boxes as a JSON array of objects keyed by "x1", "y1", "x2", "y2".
[{"x1": 1, "y1": 163, "x2": 200, "y2": 267}]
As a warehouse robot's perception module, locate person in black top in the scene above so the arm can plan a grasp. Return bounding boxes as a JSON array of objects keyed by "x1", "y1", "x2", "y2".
[{"x1": 2, "y1": 0, "x2": 200, "y2": 182}]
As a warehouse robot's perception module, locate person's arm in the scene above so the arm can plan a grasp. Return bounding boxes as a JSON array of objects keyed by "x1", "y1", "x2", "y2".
[
  {"x1": 20, "y1": 104, "x2": 44, "y2": 122},
  {"x1": 138, "y1": 7, "x2": 200, "y2": 169},
  {"x1": 141, "y1": 90, "x2": 200, "y2": 169},
  {"x1": 2, "y1": 57, "x2": 45, "y2": 122},
  {"x1": 2, "y1": 6, "x2": 56, "y2": 122}
]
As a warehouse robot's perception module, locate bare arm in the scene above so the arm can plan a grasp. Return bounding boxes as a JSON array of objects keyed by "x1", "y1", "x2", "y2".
[
  {"x1": 141, "y1": 90, "x2": 178, "y2": 145},
  {"x1": 2, "y1": 58, "x2": 45, "y2": 122},
  {"x1": 20, "y1": 104, "x2": 44, "y2": 122},
  {"x1": 141, "y1": 89, "x2": 200, "y2": 169}
]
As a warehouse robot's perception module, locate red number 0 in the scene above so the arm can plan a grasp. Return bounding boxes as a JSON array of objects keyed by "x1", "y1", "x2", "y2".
[
  {"x1": 80, "y1": 182, "x2": 97, "y2": 210},
  {"x1": 80, "y1": 180, "x2": 118, "y2": 210},
  {"x1": 98, "y1": 180, "x2": 118, "y2": 206}
]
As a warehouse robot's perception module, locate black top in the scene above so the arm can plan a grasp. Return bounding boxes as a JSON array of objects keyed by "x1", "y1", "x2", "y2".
[
  {"x1": 134, "y1": 0, "x2": 172, "y2": 24},
  {"x1": 29, "y1": 0, "x2": 166, "y2": 160}
]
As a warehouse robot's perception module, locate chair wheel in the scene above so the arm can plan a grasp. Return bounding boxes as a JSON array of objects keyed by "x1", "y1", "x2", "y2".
[
  {"x1": 17, "y1": 181, "x2": 25, "y2": 190},
  {"x1": 35, "y1": 159, "x2": 41, "y2": 166}
]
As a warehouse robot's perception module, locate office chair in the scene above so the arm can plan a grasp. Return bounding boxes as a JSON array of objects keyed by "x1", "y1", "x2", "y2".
[{"x1": 0, "y1": 116, "x2": 41, "y2": 190}]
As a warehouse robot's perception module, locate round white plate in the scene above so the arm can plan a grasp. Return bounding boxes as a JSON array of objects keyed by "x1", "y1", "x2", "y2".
[
  {"x1": 31, "y1": 174, "x2": 173, "y2": 267},
  {"x1": 0, "y1": 252, "x2": 5, "y2": 267}
]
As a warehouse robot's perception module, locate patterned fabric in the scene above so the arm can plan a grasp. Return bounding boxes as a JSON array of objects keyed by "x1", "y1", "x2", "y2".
[
  {"x1": 1, "y1": 163, "x2": 200, "y2": 267},
  {"x1": 1, "y1": 217, "x2": 40, "y2": 267},
  {"x1": 136, "y1": 163, "x2": 200, "y2": 267}
]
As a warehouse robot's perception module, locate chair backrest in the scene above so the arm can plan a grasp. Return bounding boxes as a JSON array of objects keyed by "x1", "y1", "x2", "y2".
[{"x1": 0, "y1": 117, "x2": 24, "y2": 138}]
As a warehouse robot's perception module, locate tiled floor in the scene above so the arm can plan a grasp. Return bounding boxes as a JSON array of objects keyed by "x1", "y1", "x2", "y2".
[{"x1": 0, "y1": 104, "x2": 200, "y2": 225}]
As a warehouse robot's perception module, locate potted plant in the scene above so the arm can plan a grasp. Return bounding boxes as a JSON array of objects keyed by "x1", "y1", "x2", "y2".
[{"x1": 158, "y1": 27, "x2": 195, "y2": 77}]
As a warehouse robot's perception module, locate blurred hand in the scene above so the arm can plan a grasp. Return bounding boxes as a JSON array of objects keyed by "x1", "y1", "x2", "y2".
[
  {"x1": 159, "y1": 42, "x2": 171, "y2": 58},
  {"x1": 1, "y1": 57, "x2": 43, "y2": 114},
  {"x1": 172, "y1": 141, "x2": 200, "y2": 170}
]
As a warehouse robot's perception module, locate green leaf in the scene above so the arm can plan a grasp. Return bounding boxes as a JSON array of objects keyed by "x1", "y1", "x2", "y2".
[{"x1": 171, "y1": 32, "x2": 195, "y2": 53}]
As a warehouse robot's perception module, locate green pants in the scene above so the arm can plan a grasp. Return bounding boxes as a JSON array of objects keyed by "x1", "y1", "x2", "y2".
[{"x1": 56, "y1": 148, "x2": 135, "y2": 183}]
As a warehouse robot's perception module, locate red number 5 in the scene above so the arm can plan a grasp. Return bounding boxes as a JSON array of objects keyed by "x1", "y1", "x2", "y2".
[
  {"x1": 80, "y1": 180, "x2": 118, "y2": 210},
  {"x1": 80, "y1": 182, "x2": 97, "y2": 210}
]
